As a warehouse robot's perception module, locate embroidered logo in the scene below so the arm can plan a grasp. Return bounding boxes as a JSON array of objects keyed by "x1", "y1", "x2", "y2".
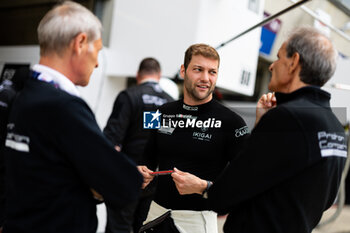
[{"x1": 235, "y1": 126, "x2": 249, "y2": 138}]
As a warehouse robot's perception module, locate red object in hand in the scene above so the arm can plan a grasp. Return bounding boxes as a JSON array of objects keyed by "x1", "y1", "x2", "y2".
[{"x1": 150, "y1": 170, "x2": 174, "y2": 176}]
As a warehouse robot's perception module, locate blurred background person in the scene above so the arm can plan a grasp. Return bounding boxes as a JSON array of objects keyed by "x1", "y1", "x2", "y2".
[
  {"x1": 0, "y1": 67, "x2": 28, "y2": 232},
  {"x1": 103, "y1": 57, "x2": 173, "y2": 233}
]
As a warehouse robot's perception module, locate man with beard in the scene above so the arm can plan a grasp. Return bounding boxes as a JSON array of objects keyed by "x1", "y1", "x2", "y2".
[{"x1": 140, "y1": 43, "x2": 249, "y2": 233}]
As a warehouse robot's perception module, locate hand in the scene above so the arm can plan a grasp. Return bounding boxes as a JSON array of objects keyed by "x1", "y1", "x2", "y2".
[
  {"x1": 171, "y1": 168, "x2": 207, "y2": 195},
  {"x1": 255, "y1": 92, "x2": 276, "y2": 126},
  {"x1": 90, "y1": 188, "x2": 104, "y2": 201},
  {"x1": 114, "y1": 145, "x2": 121, "y2": 152},
  {"x1": 137, "y1": 165, "x2": 154, "y2": 189}
]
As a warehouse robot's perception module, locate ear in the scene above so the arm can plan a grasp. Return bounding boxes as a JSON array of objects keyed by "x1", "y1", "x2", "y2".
[
  {"x1": 288, "y1": 52, "x2": 300, "y2": 75},
  {"x1": 72, "y1": 32, "x2": 88, "y2": 55},
  {"x1": 180, "y1": 65, "x2": 185, "y2": 79},
  {"x1": 136, "y1": 72, "x2": 141, "y2": 83}
]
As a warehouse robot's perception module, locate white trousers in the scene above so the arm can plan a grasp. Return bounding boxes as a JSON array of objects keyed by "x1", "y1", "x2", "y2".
[{"x1": 144, "y1": 201, "x2": 218, "y2": 233}]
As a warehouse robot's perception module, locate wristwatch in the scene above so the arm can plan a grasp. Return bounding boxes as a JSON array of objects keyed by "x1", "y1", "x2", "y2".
[{"x1": 202, "y1": 180, "x2": 213, "y2": 199}]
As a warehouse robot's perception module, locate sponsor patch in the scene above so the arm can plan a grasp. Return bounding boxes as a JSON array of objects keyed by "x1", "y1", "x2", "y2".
[
  {"x1": 235, "y1": 126, "x2": 249, "y2": 137},
  {"x1": 6, "y1": 132, "x2": 30, "y2": 152},
  {"x1": 318, "y1": 131, "x2": 347, "y2": 158}
]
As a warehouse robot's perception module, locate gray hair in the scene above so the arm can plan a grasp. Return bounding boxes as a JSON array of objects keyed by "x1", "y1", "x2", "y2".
[
  {"x1": 285, "y1": 26, "x2": 338, "y2": 86},
  {"x1": 37, "y1": 1, "x2": 102, "y2": 56}
]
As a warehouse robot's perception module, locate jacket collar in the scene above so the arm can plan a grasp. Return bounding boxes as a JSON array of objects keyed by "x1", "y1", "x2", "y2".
[{"x1": 275, "y1": 86, "x2": 331, "y2": 108}]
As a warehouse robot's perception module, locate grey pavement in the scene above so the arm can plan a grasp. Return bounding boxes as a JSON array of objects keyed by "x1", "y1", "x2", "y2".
[
  {"x1": 313, "y1": 205, "x2": 350, "y2": 233},
  {"x1": 217, "y1": 205, "x2": 350, "y2": 233}
]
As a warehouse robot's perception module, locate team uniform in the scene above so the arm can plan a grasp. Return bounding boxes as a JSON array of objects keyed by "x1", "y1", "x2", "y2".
[
  {"x1": 208, "y1": 86, "x2": 347, "y2": 233},
  {"x1": 3, "y1": 65, "x2": 142, "y2": 233},
  {"x1": 0, "y1": 80, "x2": 17, "y2": 144},
  {"x1": 103, "y1": 81, "x2": 173, "y2": 233},
  {"x1": 0, "y1": 67, "x2": 28, "y2": 228},
  {"x1": 0, "y1": 79, "x2": 17, "y2": 229},
  {"x1": 143, "y1": 99, "x2": 249, "y2": 232},
  {"x1": 104, "y1": 81, "x2": 173, "y2": 164}
]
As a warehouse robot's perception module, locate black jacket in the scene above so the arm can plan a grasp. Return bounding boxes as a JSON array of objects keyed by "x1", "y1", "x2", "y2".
[
  {"x1": 208, "y1": 86, "x2": 347, "y2": 233},
  {"x1": 103, "y1": 81, "x2": 173, "y2": 164},
  {"x1": 3, "y1": 74, "x2": 142, "y2": 233},
  {"x1": 0, "y1": 67, "x2": 29, "y2": 227},
  {"x1": 144, "y1": 99, "x2": 249, "y2": 211},
  {"x1": 0, "y1": 80, "x2": 16, "y2": 228}
]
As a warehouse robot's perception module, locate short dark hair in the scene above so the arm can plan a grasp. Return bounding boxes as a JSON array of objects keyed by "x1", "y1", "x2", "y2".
[
  {"x1": 285, "y1": 26, "x2": 337, "y2": 86},
  {"x1": 183, "y1": 44, "x2": 220, "y2": 70},
  {"x1": 138, "y1": 57, "x2": 161, "y2": 75}
]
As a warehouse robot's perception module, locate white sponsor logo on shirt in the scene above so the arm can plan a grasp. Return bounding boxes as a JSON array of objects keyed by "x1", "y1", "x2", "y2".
[
  {"x1": 318, "y1": 131, "x2": 347, "y2": 158},
  {"x1": 6, "y1": 132, "x2": 30, "y2": 153},
  {"x1": 235, "y1": 126, "x2": 249, "y2": 138}
]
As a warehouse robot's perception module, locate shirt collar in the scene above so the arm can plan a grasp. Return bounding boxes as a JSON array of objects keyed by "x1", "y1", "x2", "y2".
[
  {"x1": 275, "y1": 86, "x2": 330, "y2": 107},
  {"x1": 32, "y1": 64, "x2": 80, "y2": 97},
  {"x1": 182, "y1": 98, "x2": 215, "y2": 112},
  {"x1": 139, "y1": 78, "x2": 159, "y2": 84}
]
